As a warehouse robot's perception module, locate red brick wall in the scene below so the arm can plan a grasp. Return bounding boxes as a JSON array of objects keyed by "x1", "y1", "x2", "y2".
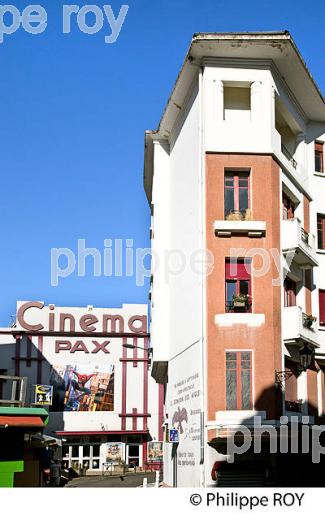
[{"x1": 206, "y1": 154, "x2": 282, "y2": 421}]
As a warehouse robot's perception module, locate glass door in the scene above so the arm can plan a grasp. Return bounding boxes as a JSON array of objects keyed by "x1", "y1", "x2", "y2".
[{"x1": 127, "y1": 444, "x2": 140, "y2": 467}]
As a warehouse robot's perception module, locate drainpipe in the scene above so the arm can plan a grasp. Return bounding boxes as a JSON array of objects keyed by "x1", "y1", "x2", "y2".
[{"x1": 198, "y1": 65, "x2": 207, "y2": 488}]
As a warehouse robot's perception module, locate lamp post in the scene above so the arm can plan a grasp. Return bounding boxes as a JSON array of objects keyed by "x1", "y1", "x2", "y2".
[{"x1": 275, "y1": 343, "x2": 315, "y2": 389}]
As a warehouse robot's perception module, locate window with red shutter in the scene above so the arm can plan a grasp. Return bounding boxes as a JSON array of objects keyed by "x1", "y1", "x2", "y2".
[{"x1": 225, "y1": 258, "x2": 252, "y2": 312}]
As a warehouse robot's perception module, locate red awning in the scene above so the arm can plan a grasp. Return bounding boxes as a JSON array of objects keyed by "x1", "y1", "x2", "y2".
[
  {"x1": 55, "y1": 430, "x2": 148, "y2": 436},
  {"x1": 0, "y1": 416, "x2": 44, "y2": 427}
]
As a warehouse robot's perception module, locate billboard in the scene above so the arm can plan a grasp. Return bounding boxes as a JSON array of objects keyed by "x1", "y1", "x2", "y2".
[{"x1": 50, "y1": 363, "x2": 115, "y2": 412}]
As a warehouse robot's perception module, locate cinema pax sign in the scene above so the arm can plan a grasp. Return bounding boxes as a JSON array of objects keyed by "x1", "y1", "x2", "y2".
[{"x1": 16, "y1": 302, "x2": 147, "y2": 335}]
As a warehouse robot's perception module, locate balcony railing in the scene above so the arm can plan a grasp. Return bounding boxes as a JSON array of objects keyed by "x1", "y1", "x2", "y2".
[
  {"x1": 281, "y1": 144, "x2": 297, "y2": 169},
  {"x1": 301, "y1": 227, "x2": 309, "y2": 245},
  {"x1": 0, "y1": 375, "x2": 28, "y2": 407}
]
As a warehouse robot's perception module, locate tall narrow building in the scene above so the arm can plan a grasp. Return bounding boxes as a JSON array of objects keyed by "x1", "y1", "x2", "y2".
[{"x1": 144, "y1": 32, "x2": 325, "y2": 487}]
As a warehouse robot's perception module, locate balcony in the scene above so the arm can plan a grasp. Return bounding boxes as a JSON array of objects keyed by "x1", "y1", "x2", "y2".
[
  {"x1": 281, "y1": 218, "x2": 318, "y2": 267},
  {"x1": 0, "y1": 375, "x2": 28, "y2": 407},
  {"x1": 282, "y1": 306, "x2": 319, "y2": 348},
  {"x1": 281, "y1": 144, "x2": 297, "y2": 170},
  {"x1": 214, "y1": 219, "x2": 266, "y2": 238}
]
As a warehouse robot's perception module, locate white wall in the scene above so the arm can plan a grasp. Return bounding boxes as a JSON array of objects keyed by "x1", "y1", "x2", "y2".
[
  {"x1": 164, "y1": 339, "x2": 202, "y2": 487},
  {"x1": 151, "y1": 83, "x2": 202, "y2": 363}
]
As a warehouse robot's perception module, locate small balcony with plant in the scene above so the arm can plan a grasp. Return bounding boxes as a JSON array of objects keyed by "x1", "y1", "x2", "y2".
[
  {"x1": 282, "y1": 306, "x2": 319, "y2": 348},
  {"x1": 226, "y1": 293, "x2": 252, "y2": 313}
]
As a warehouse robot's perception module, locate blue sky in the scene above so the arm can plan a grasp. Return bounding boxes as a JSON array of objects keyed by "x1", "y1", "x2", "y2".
[{"x1": 0, "y1": 0, "x2": 324, "y2": 325}]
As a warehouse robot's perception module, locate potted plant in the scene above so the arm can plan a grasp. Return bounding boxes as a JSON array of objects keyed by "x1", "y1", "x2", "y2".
[
  {"x1": 244, "y1": 208, "x2": 253, "y2": 221},
  {"x1": 232, "y1": 293, "x2": 250, "y2": 310},
  {"x1": 225, "y1": 211, "x2": 243, "y2": 221},
  {"x1": 303, "y1": 314, "x2": 317, "y2": 329}
]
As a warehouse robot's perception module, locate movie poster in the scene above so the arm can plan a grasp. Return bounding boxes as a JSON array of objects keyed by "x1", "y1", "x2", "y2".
[
  {"x1": 106, "y1": 442, "x2": 123, "y2": 463},
  {"x1": 147, "y1": 442, "x2": 163, "y2": 462},
  {"x1": 50, "y1": 363, "x2": 115, "y2": 412}
]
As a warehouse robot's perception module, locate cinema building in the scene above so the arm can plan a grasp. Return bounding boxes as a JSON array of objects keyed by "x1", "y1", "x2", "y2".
[
  {"x1": 144, "y1": 32, "x2": 325, "y2": 486},
  {"x1": 0, "y1": 302, "x2": 163, "y2": 476}
]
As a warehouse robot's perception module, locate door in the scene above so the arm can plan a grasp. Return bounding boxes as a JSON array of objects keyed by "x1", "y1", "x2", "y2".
[{"x1": 127, "y1": 444, "x2": 141, "y2": 467}]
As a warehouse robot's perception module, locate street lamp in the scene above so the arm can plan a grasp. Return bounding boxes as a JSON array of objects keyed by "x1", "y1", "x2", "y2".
[
  {"x1": 275, "y1": 343, "x2": 315, "y2": 389},
  {"x1": 123, "y1": 343, "x2": 153, "y2": 356},
  {"x1": 298, "y1": 344, "x2": 314, "y2": 372}
]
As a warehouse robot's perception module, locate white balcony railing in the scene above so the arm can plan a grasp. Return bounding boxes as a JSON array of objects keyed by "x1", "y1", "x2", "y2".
[
  {"x1": 281, "y1": 218, "x2": 318, "y2": 267},
  {"x1": 282, "y1": 306, "x2": 319, "y2": 347}
]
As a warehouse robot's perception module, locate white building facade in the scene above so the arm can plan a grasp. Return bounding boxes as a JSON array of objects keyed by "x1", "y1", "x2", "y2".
[{"x1": 144, "y1": 32, "x2": 325, "y2": 486}]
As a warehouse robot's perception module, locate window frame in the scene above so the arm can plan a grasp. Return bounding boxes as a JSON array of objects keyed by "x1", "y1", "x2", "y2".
[
  {"x1": 224, "y1": 171, "x2": 251, "y2": 219},
  {"x1": 282, "y1": 192, "x2": 295, "y2": 220},
  {"x1": 319, "y1": 290, "x2": 325, "y2": 327},
  {"x1": 317, "y1": 214, "x2": 325, "y2": 250},
  {"x1": 225, "y1": 258, "x2": 252, "y2": 313},
  {"x1": 284, "y1": 277, "x2": 297, "y2": 307},
  {"x1": 225, "y1": 351, "x2": 253, "y2": 411},
  {"x1": 315, "y1": 142, "x2": 324, "y2": 173}
]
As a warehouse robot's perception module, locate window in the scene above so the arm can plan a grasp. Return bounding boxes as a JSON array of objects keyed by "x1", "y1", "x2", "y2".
[
  {"x1": 71, "y1": 445, "x2": 79, "y2": 458},
  {"x1": 284, "y1": 277, "x2": 296, "y2": 307},
  {"x1": 282, "y1": 192, "x2": 295, "y2": 220},
  {"x1": 223, "y1": 86, "x2": 251, "y2": 122},
  {"x1": 317, "y1": 214, "x2": 325, "y2": 250},
  {"x1": 226, "y1": 351, "x2": 252, "y2": 410},
  {"x1": 225, "y1": 258, "x2": 251, "y2": 312},
  {"x1": 224, "y1": 171, "x2": 250, "y2": 219},
  {"x1": 315, "y1": 142, "x2": 324, "y2": 173},
  {"x1": 319, "y1": 290, "x2": 325, "y2": 326},
  {"x1": 62, "y1": 443, "x2": 101, "y2": 471}
]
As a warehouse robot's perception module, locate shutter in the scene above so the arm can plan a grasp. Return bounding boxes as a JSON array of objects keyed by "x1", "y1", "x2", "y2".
[{"x1": 225, "y1": 259, "x2": 251, "y2": 279}]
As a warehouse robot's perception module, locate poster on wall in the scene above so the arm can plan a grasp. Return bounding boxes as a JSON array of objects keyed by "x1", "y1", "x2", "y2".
[
  {"x1": 106, "y1": 442, "x2": 123, "y2": 464},
  {"x1": 147, "y1": 442, "x2": 163, "y2": 462},
  {"x1": 34, "y1": 384, "x2": 53, "y2": 405},
  {"x1": 50, "y1": 363, "x2": 115, "y2": 412}
]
